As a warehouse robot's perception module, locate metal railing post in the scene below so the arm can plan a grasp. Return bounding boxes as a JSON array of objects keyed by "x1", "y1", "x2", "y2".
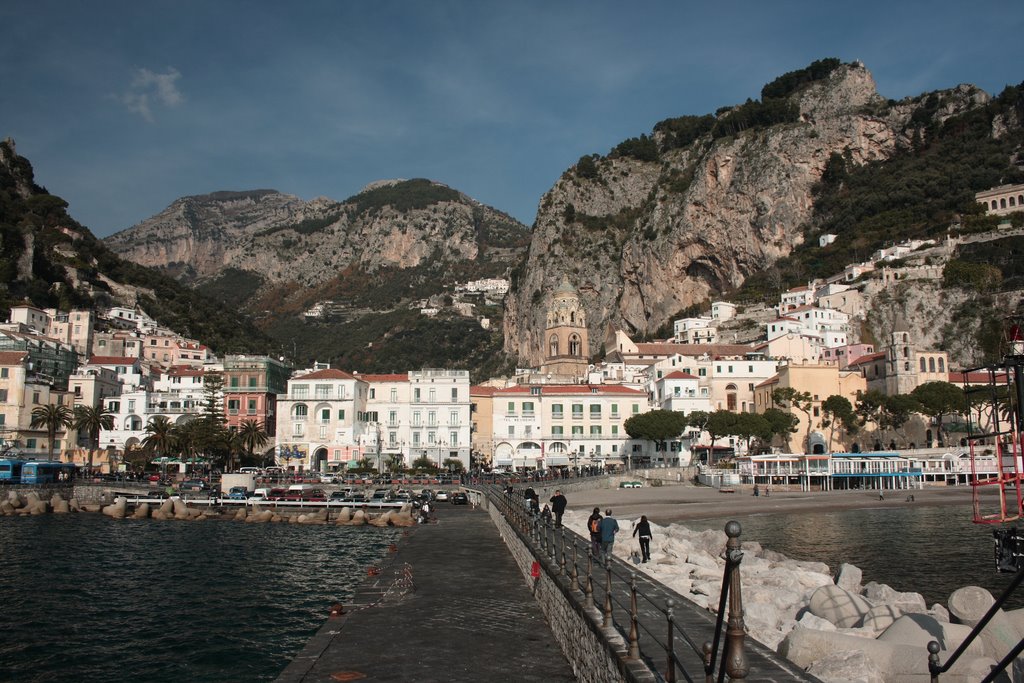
[
  {"x1": 627, "y1": 572, "x2": 640, "y2": 659},
  {"x1": 723, "y1": 520, "x2": 749, "y2": 680},
  {"x1": 570, "y1": 543, "x2": 580, "y2": 592},
  {"x1": 559, "y1": 528, "x2": 567, "y2": 576},
  {"x1": 666, "y1": 599, "x2": 677, "y2": 683},
  {"x1": 585, "y1": 549, "x2": 595, "y2": 608},
  {"x1": 928, "y1": 641, "x2": 941, "y2": 683},
  {"x1": 603, "y1": 556, "x2": 613, "y2": 628}
]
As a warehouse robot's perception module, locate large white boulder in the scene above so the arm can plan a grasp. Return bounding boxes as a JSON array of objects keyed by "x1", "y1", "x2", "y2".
[
  {"x1": 808, "y1": 584, "x2": 873, "y2": 628},
  {"x1": 834, "y1": 563, "x2": 863, "y2": 593},
  {"x1": 948, "y1": 585, "x2": 1023, "y2": 662},
  {"x1": 806, "y1": 648, "x2": 885, "y2": 683},
  {"x1": 863, "y1": 581, "x2": 927, "y2": 613}
]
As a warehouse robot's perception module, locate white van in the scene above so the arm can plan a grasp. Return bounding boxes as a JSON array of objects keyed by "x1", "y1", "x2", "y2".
[{"x1": 239, "y1": 467, "x2": 261, "y2": 475}]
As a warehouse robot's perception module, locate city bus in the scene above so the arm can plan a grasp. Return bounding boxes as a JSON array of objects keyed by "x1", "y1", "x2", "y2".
[{"x1": 20, "y1": 461, "x2": 77, "y2": 484}]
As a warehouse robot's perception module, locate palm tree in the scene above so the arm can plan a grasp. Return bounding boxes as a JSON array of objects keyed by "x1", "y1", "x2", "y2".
[
  {"x1": 142, "y1": 416, "x2": 176, "y2": 459},
  {"x1": 238, "y1": 419, "x2": 269, "y2": 469},
  {"x1": 72, "y1": 405, "x2": 115, "y2": 472},
  {"x1": 30, "y1": 403, "x2": 74, "y2": 461}
]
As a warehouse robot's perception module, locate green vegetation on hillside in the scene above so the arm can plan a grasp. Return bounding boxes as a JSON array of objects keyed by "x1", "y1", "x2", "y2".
[
  {"x1": 262, "y1": 308, "x2": 515, "y2": 381},
  {"x1": 733, "y1": 80, "x2": 1024, "y2": 302},
  {"x1": 347, "y1": 179, "x2": 462, "y2": 215},
  {"x1": 196, "y1": 268, "x2": 265, "y2": 308},
  {"x1": 0, "y1": 140, "x2": 271, "y2": 355},
  {"x1": 760, "y1": 58, "x2": 843, "y2": 100}
]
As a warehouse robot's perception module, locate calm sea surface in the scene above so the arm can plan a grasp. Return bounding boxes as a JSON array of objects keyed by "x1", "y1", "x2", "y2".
[
  {"x1": 0, "y1": 515, "x2": 401, "y2": 682},
  {"x1": 680, "y1": 503, "x2": 1023, "y2": 609}
]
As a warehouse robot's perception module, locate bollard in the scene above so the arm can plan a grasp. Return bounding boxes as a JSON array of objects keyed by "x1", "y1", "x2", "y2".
[
  {"x1": 723, "y1": 521, "x2": 749, "y2": 680},
  {"x1": 585, "y1": 548, "x2": 595, "y2": 608},
  {"x1": 627, "y1": 573, "x2": 640, "y2": 659},
  {"x1": 603, "y1": 556, "x2": 613, "y2": 629}
]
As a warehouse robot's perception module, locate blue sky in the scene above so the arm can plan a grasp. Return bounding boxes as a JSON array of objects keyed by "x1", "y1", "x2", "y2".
[{"x1": 2, "y1": 1, "x2": 1022, "y2": 238}]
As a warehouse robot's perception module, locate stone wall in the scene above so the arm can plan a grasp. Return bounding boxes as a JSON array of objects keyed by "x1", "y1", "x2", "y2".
[{"x1": 486, "y1": 502, "x2": 656, "y2": 683}]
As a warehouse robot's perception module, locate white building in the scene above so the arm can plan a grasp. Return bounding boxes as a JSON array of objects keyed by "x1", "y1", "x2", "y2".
[
  {"x1": 491, "y1": 383, "x2": 648, "y2": 470},
  {"x1": 673, "y1": 317, "x2": 718, "y2": 344},
  {"x1": 275, "y1": 367, "x2": 366, "y2": 473}
]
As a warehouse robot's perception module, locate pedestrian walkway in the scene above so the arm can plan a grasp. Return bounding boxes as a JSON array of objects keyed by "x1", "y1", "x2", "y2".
[{"x1": 276, "y1": 506, "x2": 575, "y2": 682}]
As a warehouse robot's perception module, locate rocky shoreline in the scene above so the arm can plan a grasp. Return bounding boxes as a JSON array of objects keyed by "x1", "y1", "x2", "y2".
[
  {"x1": 564, "y1": 485, "x2": 1019, "y2": 682},
  {"x1": 2, "y1": 490, "x2": 419, "y2": 527}
]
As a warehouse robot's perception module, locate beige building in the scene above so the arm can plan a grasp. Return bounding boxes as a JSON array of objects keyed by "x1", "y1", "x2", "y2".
[
  {"x1": 846, "y1": 328, "x2": 949, "y2": 395},
  {"x1": 470, "y1": 385, "x2": 497, "y2": 468},
  {"x1": 0, "y1": 350, "x2": 77, "y2": 460},
  {"x1": 753, "y1": 362, "x2": 867, "y2": 453},
  {"x1": 976, "y1": 183, "x2": 1024, "y2": 216}
]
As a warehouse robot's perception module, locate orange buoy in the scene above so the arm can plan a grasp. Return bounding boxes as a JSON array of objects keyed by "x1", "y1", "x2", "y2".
[
  {"x1": 367, "y1": 566, "x2": 381, "y2": 576},
  {"x1": 329, "y1": 603, "x2": 345, "y2": 616}
]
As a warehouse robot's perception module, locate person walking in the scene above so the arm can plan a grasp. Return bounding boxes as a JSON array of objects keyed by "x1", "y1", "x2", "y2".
[
  {"x1": 587, "y1": 507, "x2": 603, "y2": 557},
  {"x1": 550, "y1": 490, "x2": 567, "y2": 527},
  {"x1": 599, "y1": 509, "x2": 619, "y2": 559},
  {"x1": 633, "y1": 514, "x2": 652, "y2": 563}
]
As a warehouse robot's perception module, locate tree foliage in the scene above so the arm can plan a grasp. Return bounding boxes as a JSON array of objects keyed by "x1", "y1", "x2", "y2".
[
  {"x1": 760, "y1": 58, "x2": 842, "y2": 100},
  {"x1": 30, "y1": 403, "x2": 74, "y2": 461},
  {"x1": 623, "y1": 409, "x2": 688, "y2": 447}
]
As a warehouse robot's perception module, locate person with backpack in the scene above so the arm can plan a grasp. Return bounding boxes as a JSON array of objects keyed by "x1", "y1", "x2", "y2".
[
  {"x1": 599, "y1": 509, "x2": 620, "y2": 559},
  {"x1": 587, "y1": 507, "x2": 603, "y2": 556}
]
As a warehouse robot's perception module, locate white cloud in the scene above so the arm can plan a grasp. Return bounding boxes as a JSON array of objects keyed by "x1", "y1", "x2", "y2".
[{"x1": 118, "y1": 67, "x2": 183, "y2": 122}]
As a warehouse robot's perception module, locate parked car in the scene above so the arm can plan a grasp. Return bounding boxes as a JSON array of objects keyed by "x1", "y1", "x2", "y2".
[
  {"x1": 434, "y1": 490, "x2": 449, "y2": 502},
  {"x1": 225, "y1": 486, "x2": 250, "y2": 500},
  {"x1": 178, "y1": 479, "x2": 208, "y2": 492},
  {"x1": 450, "y1": 492, "x2": 469, "y2": 505},
  {"x1": 265, "y1": 488, "x2": 288, "y2": 501},
  {"x1": 618, "y1": 481, "x2": 643, "y2": 489}
]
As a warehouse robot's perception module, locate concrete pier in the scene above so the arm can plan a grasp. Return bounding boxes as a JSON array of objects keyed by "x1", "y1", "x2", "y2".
[{"x1": 276, "y1": 505, "x2": 576, "y2": 682}]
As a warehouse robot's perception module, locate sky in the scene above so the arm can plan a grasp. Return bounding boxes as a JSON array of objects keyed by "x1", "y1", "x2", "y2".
[{"x1": 2, "y1": 1, "x2": 1023, "y2": 238}]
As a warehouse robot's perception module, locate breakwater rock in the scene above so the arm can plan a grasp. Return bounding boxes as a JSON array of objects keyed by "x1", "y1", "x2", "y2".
[{"x1": 565, "y1": 511, "x2": 1018, "y2": 682}]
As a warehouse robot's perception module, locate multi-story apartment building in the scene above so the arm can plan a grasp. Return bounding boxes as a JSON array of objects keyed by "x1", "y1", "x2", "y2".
[
  {"x1": 275, "y1": 367, "x2": 367, "y2": 473},
  {"x1": 491, "y1": 383, "x2": 647, "y2": 470},
  {"x1": 673, "y1": 317, "x2": 718, "y2": 345},
  {"x1": 470, "y1": 385, "x2": 497, "y2": 469},
  {"x1": 0, "y1": 350, "x2": 77, "y2": 460},
  {"x1": 650, "y1": 370, "x2": 712, "y2": 415},
  {"x1": 84, "y1": 355, "x2": 149, "y2": 391},
  {"x1": 359, "y1": 372, "x2": 411, "y2": 470},
  {"x1": 223, "y1": 355, "x2": 290, "y2": 437},
  {"x1": 100, "y1": 366, "x2": 211, "y2": 457},
  {"x1": 0, "y1": 329, "x2": 79, "y2": 390},
  {"x1": 404, "y1": 369, "x2": 472, "y2": 471},
  {"x1": 753, "y1": 362, "x2": 867, "y2": 454}
]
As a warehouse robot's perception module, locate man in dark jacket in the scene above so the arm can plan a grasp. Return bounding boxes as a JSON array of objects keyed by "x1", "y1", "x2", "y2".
[{"x1": 549, "y1": 490, "x2": 567, "y2": 527}]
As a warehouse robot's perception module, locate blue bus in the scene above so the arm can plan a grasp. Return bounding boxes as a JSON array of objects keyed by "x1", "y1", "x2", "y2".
[
  {"x1": 0, "y1": 459, "x2": 27, "y2": 482},
  {"x1": 20, "y1": 461, "x2": 77, "y2": 484}
]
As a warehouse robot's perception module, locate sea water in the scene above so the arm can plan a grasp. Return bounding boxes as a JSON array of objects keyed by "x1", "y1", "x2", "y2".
[
  {"x1": 0, "y1": 515, "x2": 401, "y2": 682},
  {"x1": 680, "y1": 503, "x2": 1023, "y2": 609}
]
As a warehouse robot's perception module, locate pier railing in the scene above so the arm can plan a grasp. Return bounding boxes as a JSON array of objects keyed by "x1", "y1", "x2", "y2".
[{"x1": 485, "y1": 485, "x2": 751, "y2": 682}]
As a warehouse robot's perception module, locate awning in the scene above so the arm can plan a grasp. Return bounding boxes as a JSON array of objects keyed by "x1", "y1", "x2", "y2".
[
  {"x1": 495, "y1": 458, "x2": 513, "y2": 466},
  {"x1": 546, "y1": 456, "x2": 570, "y2": 466}
]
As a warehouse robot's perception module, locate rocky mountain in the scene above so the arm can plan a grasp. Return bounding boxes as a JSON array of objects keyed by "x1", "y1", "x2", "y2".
[
  {"x1": 503, "y1": 59, "x2": 1021, "y2": 366},
  {"x1": 106, "y1": 179, "x2": 530, "y2": 298}
]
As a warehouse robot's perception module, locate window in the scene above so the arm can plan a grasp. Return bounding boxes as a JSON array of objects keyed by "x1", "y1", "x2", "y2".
[
  {"x1": 390, "y1": 388, "x2": 398, "y2": 402},
  {"x1": 589, "y1": 404, "x2": 601, "y2": 419},
  {"x1": 572, "y1": 426, "x2": 583, "y2": 436},
  {"x1": 552, "y1": 404, "x2": 564, "y2": 419},
  {"x1": 127, "y1": 399, "x2": 135, "y2": 412},
  {"x1": 27, "y1": 438, "x2": 37, "y2": 449},
  {"x1": 293, "y1": 385, "x2": 309, "y2": 398},
  {"x1": 590, "y1": 426, "x2": 602, "y2": 436},
  {"x1": 389, "y1": 410, "x2": 398, "y2": 426},
  {"x1": 293, "y1": 404, "x2": 308, "y2": 417},
  {"x1": 552, "y1": 426, "x2": 563, "y2": 436},
  {"x1": 247, "y1": 399, "x2": 257, "y2": 414},
  {"x1": 508, "y1": 426, "x2": 515, "y2": 437},
  {"x1": 449, "y1": 410, "x2": 458, "y2": 425},
  {"x1": 451, "y1": 388, "x2": 458, "y2": 402},
  {"x1": 920, "y1": 358, "x2": 927, "y2": 372},
  {"x1": 413, "y1": 412, "x2": 421, "y2": 426},
  {"x1": 522, "y1": 401, "x2": 534, "y2": 416},
  {"x1": 315, "y1": 385, "x2": 331, "y2": 399},
  {"x1": 611, "y1": 404, "x2": 619, "y2": 416},
  {"x1": 632, "y1": 404, "x2": 640, "y2": 414},
  {"x1": 412, "y1": 433, "x2": 421, "y2": 447},
  {"x1": 248, "y1": 376, "x2": 257, "y2": 388},
  {"x1": 0, "y1": 389, "x2": 7, "y2": 403},
  {"x1": 428, "y1": 411, "x2": 437, "y2": 426},
  {"x1": 698, "y1": 368, "x2": 707, "y2": 377},
  {"x1": 389, "y1": 432, "x2": 397, "y2": 446},
  {"x1": 571, "y1": 404, "x2": 583, "y2": 419},
  {"x1": 414, "y1": 388, "x2": 421, "y2": 403},
  {"x1": 292, "y1": 423, "x2": 304, "y2": 436},
  {"x1": 507, "y1": 401, "x2": 516, "y2": 415},
  {"x1": 228, "y1": 399, "x2": 240, "y2": 414},
  {"x1": 938, "y1": 358, "x2": 945, "y2": 372},
  {"x1": 611, "y1": 425, "x2": 618, "y2": 436},
  {"x1": 337, "y1": 409, "x2": 346, "y2": 420},
  {"x1": 429, "y1": 389, "x2": 436, "y2": 403},
  {"x1": 369, "y1": 388, "x2": 375, "y2": 399},
  {"x1": 231, "y1": 376, "x2": 240, "y2": 388},
  {"x1": 450, "y1": 431, "x2": 458, "y2": 447},
  {"x1": 320, "y1": 408, "x2": 330, "y2": 423}
]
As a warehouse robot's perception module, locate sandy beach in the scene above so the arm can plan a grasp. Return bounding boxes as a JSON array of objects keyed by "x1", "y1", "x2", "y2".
[{"x1": 563, "y1": 483, "x2": 977, "y2": 526}]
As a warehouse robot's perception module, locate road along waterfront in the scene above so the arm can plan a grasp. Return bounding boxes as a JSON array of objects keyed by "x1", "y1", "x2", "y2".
[{"x1": 0, "y1": 515, "x2": 402, "y2": 682}]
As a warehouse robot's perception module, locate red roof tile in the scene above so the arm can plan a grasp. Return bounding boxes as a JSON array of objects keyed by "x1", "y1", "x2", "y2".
[
  {"x1": 662, "y1": 371, "x2": 699, "y2": 380},
  {"x1": 0, "y1": 351, "x2": 28, "y2": 365},
  {"x1": 299, "y1": 368, "x2": 359, "y2": 381},
  {"x1": 88, "y1": 355, "x2": 140, "y2": 365}
]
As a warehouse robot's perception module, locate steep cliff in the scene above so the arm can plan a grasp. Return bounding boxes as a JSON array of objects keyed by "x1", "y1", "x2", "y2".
[
  {"x1": 503, "y1": 61, "x2": 993, "y2": 366},
  {"x1": 105, "y1": 179, "x2": 530, "y2": 299}
]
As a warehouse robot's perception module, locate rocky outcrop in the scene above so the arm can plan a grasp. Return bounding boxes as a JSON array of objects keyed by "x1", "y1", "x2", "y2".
[
  {"x1": 504, "y1": 62, "x2": 993, "y2": 365},
  {"x1": 104, "y1": 181, "x2": 530, "y2": 303}
]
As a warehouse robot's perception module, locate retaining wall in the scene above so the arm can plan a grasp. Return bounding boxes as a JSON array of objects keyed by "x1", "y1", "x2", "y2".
[{"x1": 486, "y1": 502, "x2": 656, "y2": 683}]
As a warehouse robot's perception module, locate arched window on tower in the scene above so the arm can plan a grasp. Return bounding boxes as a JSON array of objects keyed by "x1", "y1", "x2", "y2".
[
  {"x1": 570, "y1": 311, "x2": 576, "y2": 324},
  {"x1": 569, "y1": 334, "x2": 581, "y2": 356},
  {"x1": 549, "y1": 335, "x2": 559, "y2": 358},
  {"x1": 929, "y1": 357, "x2": 936, "y2": 373},
  {"x1": 938, "y1": 357, "x2": 945, "y2": 372},
  {"x1": 920, "y1": 357, "x2": 927, "y2": 372}
]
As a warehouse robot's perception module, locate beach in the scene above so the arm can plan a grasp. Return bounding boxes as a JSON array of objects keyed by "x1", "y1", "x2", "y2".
[{"x1": 564, "y1": 483, "x2": 977, "y2": 526}]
